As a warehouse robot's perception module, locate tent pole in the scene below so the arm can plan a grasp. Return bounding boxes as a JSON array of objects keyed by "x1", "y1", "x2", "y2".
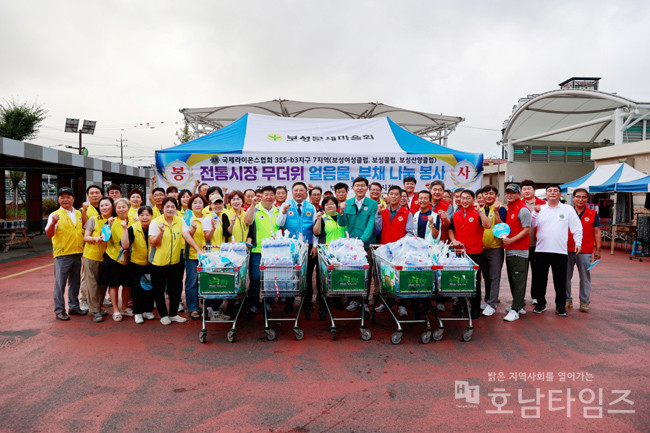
[{"x1": 611, "y1": 193, "x2": 617, "y2": 255}]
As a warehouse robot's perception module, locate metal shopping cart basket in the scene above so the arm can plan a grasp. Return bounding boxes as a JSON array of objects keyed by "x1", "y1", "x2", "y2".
[
  {"x1": 433, "y1": 249, "x2": 478, "y2": 342},
  {"x1": 197, "y1": 245, "x2": 250, "y2": 343},
  {"x1": 259, "y1": 241, "x2": 308, "y2": 341},
  {"x1": 371, "y1": 247, "x2": 441, "y2": 345},
  {"x1": 317, "y1": 245, "x2": 371, "y2": 341}
]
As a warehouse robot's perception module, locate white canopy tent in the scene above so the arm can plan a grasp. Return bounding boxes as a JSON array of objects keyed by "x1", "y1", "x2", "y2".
[
  {"x1": 560, "y1": 163, "x2": 648, "y2": 255},
  {"x1": 616, "y1": 175, "x2": 650, "y2": 192},
  {"x1": 180, "y1": 99, "x2": 464, "y2": 146}
]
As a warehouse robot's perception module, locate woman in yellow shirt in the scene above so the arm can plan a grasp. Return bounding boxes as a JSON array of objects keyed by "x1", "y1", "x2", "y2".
[
  {"x1": 204, "y1": 192, "x2": 231, "y2": 246},
  {"x1": 81, "y1": 196, "x2": 115, "y2": 322},
  {"x1": 99, "y1": 197, "x2": 132, "y2": 321},
  {"x1": 128, "y1": 188, "x2": 144, "y2": 221},
  {"x1": 225, "y1": 190, "x2": 251, "y2": 243},
  {"x1": 149, "y1": 197, "x2": 198, "y2": 325},
  {"x1": 182, "y1": 194, "x2": 209, "y2": 320}
]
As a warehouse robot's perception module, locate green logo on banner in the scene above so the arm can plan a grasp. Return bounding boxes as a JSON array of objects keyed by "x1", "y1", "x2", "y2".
[
  {"x1": 268, "y1": 133, "x2": 283, "y2": 141},
  {"x1": 331, "y1": 270, "x2": 365, "y2": 292},
  {"x1": 401, "y1": 271, "x2": 433, "y2": 292}
]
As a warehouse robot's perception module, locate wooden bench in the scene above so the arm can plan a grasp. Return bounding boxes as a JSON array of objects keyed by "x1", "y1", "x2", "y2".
[{"x1": 0, "y1": 225, "x2": 34, "y2": 253}]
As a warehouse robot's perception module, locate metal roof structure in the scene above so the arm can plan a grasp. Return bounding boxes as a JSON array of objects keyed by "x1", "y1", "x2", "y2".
[
  {"x1": 179, "y1": 99, "x2": 464, "y2": 146},
  {"x1": 501, "y1": 89, "x2": 650, "y2": 161}
]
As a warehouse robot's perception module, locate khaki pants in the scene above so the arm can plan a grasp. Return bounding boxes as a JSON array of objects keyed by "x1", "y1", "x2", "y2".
[{"x1": 81, "y1": 257, "x2": 105, "y2": 313}]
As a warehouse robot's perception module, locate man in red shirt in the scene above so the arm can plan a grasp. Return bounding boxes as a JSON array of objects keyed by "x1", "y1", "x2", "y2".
[
  {"x1": 448, "y1": 189, "x2": 491, "y2": 318},
  {"x1": 429, "y1": 180, "x2": 453, "y2": 242},
  {"x1": 403, "y1": 176, "x2": 419, "y2": 213},
  {"x1": 502, "y1": 184, "x2": 532, "y2": 322},
  {"x1": 566, "y1": 188, "x2": 601, "y2": 313},
  {"x1": 374, "y1": 185, "x2": 415, "y2": 316}
]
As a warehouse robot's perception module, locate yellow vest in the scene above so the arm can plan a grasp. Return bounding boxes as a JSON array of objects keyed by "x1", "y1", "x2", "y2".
[
  {"x1": 51, "y1": 208, "x2": 84, "y2": 258},
  {"x1": 84, "y1": 204, "x2": 99, "y2": 219},
  {"x1": 482, "y1": 204, "x2": 503, "y2": 249},
  {"x1": 152, "y1": 206, "x2": 162, "y2": 219},
  {"x1": 128, "y1": 206, "x2": 139, "y2": 221},
  {"x1": 202, "y1": 206, "x2": 212, "y2": 217},
  {"x1": 184, "y1": 213, "x2": 206, "y2": 260},
  {"x1": 106, "y1": 216, "x2": 132, "y2": 265},
  {"x1": 225, "y1": 208, "x2": 250, "y2": 243},
  {"x1": 82, "y1": 215, "x2": 108, "y2": 262},
  {"x1": 151, "y1": 215, "x2": 183, "y2": 266},
  {"x1": 129, "y1": 221, "x2": 151, "y2": 266},
  {"x1": 209, "y1": 212, "x2": 227, "y2": 246}
]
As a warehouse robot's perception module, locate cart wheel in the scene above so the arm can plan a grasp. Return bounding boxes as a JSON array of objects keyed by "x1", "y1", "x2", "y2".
[
  {"x1": 462, "y1": 329, "x2": 473, "y2": 342},
  {"x1": 361, "y1": 328, "x2": 372, "y2": 341},
  {"x1": 432, "y1": 329, "x2": 444, "y2": 341},
  {"x1": 227, "y1": 329, "x2": 236, "y2": 343},
  {"x1": 318, "y1": 309, "x2": 326, "y2": 321},
  {"x1": 390, "y1": 332, "x2": 403, "y2": 345},
  {"x1": 199, "y1": 330, "x2": 207, "y2": 344},
  {"x1": 330, "y1": 330, "x2": 336, "y2": 340},
  {"x1": 294, "y1": 328, "x2": 304, "y2": 341},
  {"x1": 421, "y1": 331, "x2": 432, "y2": 344},
  {"x1": 265, "y1": 328, "x2": 276, "y2": 341}
]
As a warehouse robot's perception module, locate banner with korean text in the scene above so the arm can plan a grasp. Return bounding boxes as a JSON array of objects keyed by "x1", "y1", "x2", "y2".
[{"x1": 155, "y1": 114, "x2": 483, "y2": 195}]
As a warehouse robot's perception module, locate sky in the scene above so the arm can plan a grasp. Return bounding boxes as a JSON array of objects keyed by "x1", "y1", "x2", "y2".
[{"x1": 2, "y1": 0, "x2": 649, "y2": 167}]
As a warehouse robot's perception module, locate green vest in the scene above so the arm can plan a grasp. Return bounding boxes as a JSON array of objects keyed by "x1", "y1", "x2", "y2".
[
  {"x1": 252, "y1": 204, "x2": 279, "y2": 253},
  {"x1": 323, "y1": 215, "x2": 346, "y2": 244}
]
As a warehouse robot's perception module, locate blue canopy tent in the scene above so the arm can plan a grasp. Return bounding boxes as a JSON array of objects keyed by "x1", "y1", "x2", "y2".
[
  {"x1": 615, "y1": 175, "x2": 650, "y2": 192},
  {"x1": 560, "y1": 163, "x2": 647, "y2": 193}
]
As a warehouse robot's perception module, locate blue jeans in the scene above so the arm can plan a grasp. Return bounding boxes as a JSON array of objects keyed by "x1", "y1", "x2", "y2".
[
  {"x1": 185, "y1": 259, "x2": 199, "y2": 313},
  {"x1": 249, "y1": 253, "x2": 261, "y2": 308}
]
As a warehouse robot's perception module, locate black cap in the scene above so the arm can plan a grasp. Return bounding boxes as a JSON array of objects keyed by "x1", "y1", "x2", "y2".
[{"x1": 57, "y1": 187, "x2": 74, "y2": 197}]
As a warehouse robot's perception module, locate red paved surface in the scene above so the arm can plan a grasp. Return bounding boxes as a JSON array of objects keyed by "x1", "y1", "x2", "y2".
[{"x1": 0, "y1": 251, "x2": 648, "y2": 432}]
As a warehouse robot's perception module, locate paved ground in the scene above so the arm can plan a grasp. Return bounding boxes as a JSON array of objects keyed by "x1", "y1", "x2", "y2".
[{"x1": 0, "y1": 240, "x2": 648, "y2": 432}]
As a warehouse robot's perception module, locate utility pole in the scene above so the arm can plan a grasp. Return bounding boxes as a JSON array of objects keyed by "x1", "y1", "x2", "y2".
[{"x1": 117, "y1": 132, "x2": 128, "y2": 165}]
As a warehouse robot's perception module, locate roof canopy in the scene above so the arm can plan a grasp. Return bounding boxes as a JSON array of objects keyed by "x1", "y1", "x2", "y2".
[
  {"x1": 502, "y1": 89, "x2": 650, "y2": 146},
  {"x1": 560, "y1": 163, "x2": 647, "y2": 193},
  {"x1": 159, "y1": 113, "x2": 477, "y2": 159},
  {"x1": 180, "y1": 99, "x2": 464, "y2": 145}
]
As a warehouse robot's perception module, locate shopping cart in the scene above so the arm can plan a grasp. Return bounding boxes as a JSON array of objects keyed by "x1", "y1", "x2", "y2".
[
  {"x1": 371, "y1": 247, "x2": 441, "y2": 345},
  {"x1": 260, "y1": 241, "x2": 308, "y2": 340},
  {"x1": 197, "y1": 245, "x2": 250, "y2": 343},
  {"x1": 433, "y1": 249, "x2": 478, "y2": 342},
  {"x1": 317, "y1": 245, "x2": 371, "y2": 341}
]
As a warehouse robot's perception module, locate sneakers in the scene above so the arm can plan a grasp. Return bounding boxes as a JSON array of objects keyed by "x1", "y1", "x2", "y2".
[
  {"x1": 249, "y1": 306, "x2": 259, "y2": 315},
  {"x1": 579, "y1": 302, "x2": 590, "y2": 313},
  {"x1": 160, "y1": 316, "x2": 171, "y2": 325},
  {"x1": 134, "y1": 314, "x2": 144, "y2": 324},
  {"x1": 566, "y1": 300, "x2": 573, "y2": 309},
  {"x1": 482, "y1": 305, "x2": 496, "y2": 317},
  {"x1": 533, "y1": 305, "x2": 546, "y2": 314},
  {"x1": 178, "y1": 302, "x2": 185, "y2": 312},
  {"x1": 364, "y1": 304, "x2": 370, "y2": 313},
  {"x1": 556, "y1": 308, "x2": 568, "y2": 317},
  {"x1": 92, "y1": 312, "x2": 104, "y2": 323},
  {"x1": 532, "y1": 298, "x2": 538, "y2": 305},
  {"x1": 480, "y1": 302, "x2": 488, "y2": 310},
  {"x1": 504, "y1": 310, "x2": 519, "y2": 321},
  {"x1": 55, "y1": 312, "x2": 70, "y2": 321},
  {"x1": 436, "y1": 303, "x2": 446, "y2": 312},
  {"x1": 143, "y1": 312, "x2": 155, "y2": 320},
  {"x1": 80, "y1": 300, "x2": 89, "y2": 312},
  {"x1": 121, "y1": 308, "x2": 134, "y2": 317},
  {"x1": 398, "y1": 306, "x2": 408, "y2": 317},
  {"x1": 506, "y1": 307, "x2": 526, "y2": 315},
  {"x1": 374, "y1": 304, "x2": 387, "y2": 313},
  {"x1": 170, "y1": 315, "x2": 187, "y2": 323},
  {"x1": 346, "y1": 301, "x2": 361, "y2": 312}
]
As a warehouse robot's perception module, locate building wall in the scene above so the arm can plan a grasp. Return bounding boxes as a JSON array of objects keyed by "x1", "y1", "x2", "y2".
[
  {"x1": 591, "y1": 140, "x2": 650, "y2": 174},
  {"x1": 505, "y1": 162, "x2": 593, "y2": 185}
]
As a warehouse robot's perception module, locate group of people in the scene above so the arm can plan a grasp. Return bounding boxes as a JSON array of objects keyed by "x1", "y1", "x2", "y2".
[{"x1": 47, "y1": 174, "x2": 601, "y2": 326}]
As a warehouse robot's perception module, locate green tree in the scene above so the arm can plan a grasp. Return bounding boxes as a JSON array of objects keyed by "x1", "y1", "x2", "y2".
[
  {"x1": 0, "y1": 100, "x2": 48, "y2": 217},
  {"x1": 175, "y1": 119, "x2": 194, "y2": 144},
  {"x1": 0, "y1": 100, "x2": 48, "y2": 141}
]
